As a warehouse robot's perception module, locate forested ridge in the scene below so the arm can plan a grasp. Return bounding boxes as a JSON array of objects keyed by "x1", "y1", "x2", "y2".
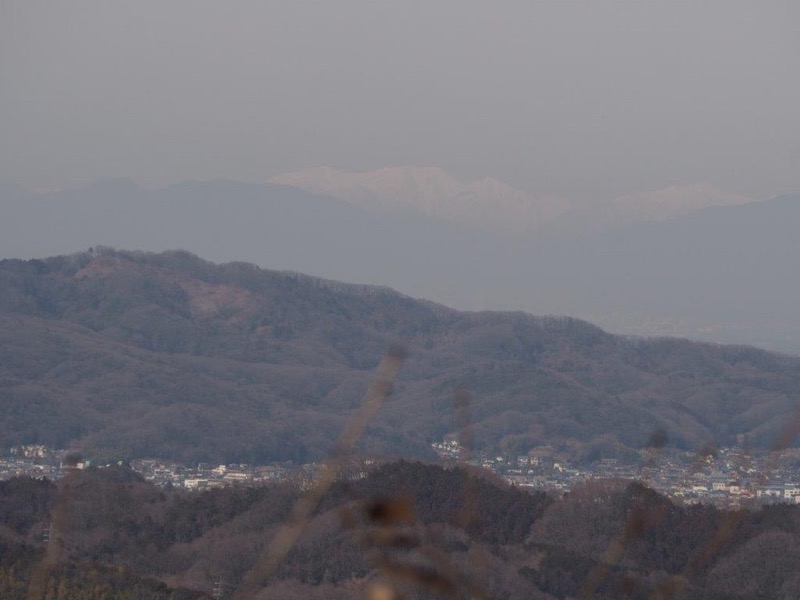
[
  {"x1": 2, "y1": 248, "x2": 800, "y2": 464},
  {"x1": 3, "y1": 462, "x2": 800, "y2": 598}
]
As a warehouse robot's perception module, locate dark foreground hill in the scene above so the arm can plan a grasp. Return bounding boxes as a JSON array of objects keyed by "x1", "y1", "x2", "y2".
[
  {"x1": 4, "y1": 463, "x2": 800, "y2": 599},
  {"x1": 2, "y1": 248, "x2": 800, "y2": 463}
]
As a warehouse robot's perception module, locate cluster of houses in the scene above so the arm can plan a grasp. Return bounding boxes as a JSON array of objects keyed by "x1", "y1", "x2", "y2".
[
  {"x1": 0, "y1": 445, "x2": 66, "y2": 479},
  {"x1": 432, "y1": 439, "x2": 800, "y2": 507},
  {"x1": 6, "y1": 442, "x2": 800, "y2": 508},
  {"x1": 0, "y1": 444, "x2": 375, "y2": 493},
  {"x1": 129, "y1": 459, "x2": 291, "y2": 490}
]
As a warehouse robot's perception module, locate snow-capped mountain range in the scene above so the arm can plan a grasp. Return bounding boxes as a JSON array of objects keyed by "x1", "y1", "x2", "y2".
[
  {"x1": 270, "y1": 166, "x2": 568, "y2": 233},
  {"x1": 270, "y1": 166, "x2": 751, "y2": 234}
]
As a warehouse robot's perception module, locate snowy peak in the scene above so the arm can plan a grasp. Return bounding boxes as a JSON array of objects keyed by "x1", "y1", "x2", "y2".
[
  {"x1": 270, "y1": 167, "x2": 754, "y2": 234},
  {"x1": 270, "y1": 166, "x2": 569, "y2": 234}
]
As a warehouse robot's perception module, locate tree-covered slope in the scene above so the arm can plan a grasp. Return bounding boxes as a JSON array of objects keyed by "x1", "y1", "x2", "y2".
[
  {"x1": 4, "y1": 464, "x2": 800, "y2": 599},
  {"x1": 2, "y1": 248, "x2": 800, "y2": 463}
]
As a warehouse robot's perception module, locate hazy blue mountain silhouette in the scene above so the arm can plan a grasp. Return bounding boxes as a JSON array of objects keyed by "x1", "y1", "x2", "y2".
[{"x1": 1, "y1": 180, "x2": 797, "y2": 352}]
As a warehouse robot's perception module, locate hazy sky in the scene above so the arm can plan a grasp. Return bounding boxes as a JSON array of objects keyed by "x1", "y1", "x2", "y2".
[{"x1": 2, "y1": 1, "x2": 799, "y2": 201}]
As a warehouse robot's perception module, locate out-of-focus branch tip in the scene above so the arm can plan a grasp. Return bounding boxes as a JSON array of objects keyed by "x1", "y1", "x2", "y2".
[
  {"x1": 363, "y1": 497, "x2": 416, "y2": 526},
  {"x1": 387, "y1": 344, "x2": 409, "y2": 361},
  {"x1": 365, "y1": 581, "x2": 402, "y2": 600}
]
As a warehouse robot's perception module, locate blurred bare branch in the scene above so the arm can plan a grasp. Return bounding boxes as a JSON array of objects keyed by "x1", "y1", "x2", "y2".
[{"x1": 230, "y1": 345, "x2": 407, "y2": 599}]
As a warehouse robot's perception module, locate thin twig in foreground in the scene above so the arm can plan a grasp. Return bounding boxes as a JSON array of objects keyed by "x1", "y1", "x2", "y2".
[{"x1": 230, "y1": 345, "x2": 407, "y2": 599}]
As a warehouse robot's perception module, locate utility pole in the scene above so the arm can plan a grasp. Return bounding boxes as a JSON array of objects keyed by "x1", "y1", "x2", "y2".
[
  {"x1": 212, "y1": 576, "x2": 228, "y2": 600},
  {"x1": 42, "y1": 521, "x2": 53, "y2": 544}
]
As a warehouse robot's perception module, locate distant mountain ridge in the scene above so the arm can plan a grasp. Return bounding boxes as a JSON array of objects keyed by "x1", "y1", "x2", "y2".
[
  {"x1": 269, "y1": 166, "x2": 751, "y2": 233},
  {"x1": 607, "y1": 182, "x2": 751, "y2": 223},
  {"x1": 271, "y1": 165, "x2": 569, "y2": 233},
  {"x1": 2, "y1": 248, "x2": 800, "y2": 465},
  {"x1": 0, "y1": 178, "x2": 796, "y2": 353}
]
